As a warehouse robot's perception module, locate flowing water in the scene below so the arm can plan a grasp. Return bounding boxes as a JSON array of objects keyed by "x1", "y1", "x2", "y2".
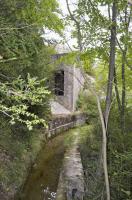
[{"x1": 18, "y1": 128, "x2": 78, "y2": 200}]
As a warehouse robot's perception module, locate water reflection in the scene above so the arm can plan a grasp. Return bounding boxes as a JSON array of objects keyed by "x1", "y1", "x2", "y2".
[
  {"x1": 20, "y1": 134, "x2": 66, "y2": 200},
  {"x1": 41, "y1": 186, "x2": 56, "y2": 200}
]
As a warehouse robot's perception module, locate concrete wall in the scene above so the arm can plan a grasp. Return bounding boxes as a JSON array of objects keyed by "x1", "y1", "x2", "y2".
[
  {"x1": 52, "y1": 53, "x2": 85, "y2": 112},
  {"x1": 73, "y1": 66, "x2": 84, "y2": 111},
  {"x1": 55, "y1": 64, "x2": 84, "y2": 112},
  {"x1": 56, "y1": 64, "x2": 74, "y2": 111},
  {"x1": 47, "y1": 113, "x2": 86, "y2": 139}
]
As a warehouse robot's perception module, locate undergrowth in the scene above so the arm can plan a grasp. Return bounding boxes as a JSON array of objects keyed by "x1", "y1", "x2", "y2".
[
  {"x1": 0, "y1": 117, "x2": 46, "y2": 200},
  {"x1": 78, "y1": 92, "x2": 132, "y2": 200}
]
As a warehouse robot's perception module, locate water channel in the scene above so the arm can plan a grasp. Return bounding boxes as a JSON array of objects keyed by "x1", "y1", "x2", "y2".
[{"x1": 18, "y1": 127, "x2": 83, "y2": 200}]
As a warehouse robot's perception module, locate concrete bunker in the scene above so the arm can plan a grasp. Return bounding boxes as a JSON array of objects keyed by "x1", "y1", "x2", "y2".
[{"x1": 51, "y1": 45, "x2": 85, "y2": 115}]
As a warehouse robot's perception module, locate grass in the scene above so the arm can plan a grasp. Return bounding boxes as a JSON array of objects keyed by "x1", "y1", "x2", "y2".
[
  {"x1": 79, "y1": 123, "x2": 106, "y2": 200},
  {"x1": 0, "y1": 117, "x2": 47, "y2": 199}
]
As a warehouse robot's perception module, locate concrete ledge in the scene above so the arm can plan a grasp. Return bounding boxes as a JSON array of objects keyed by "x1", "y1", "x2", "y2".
[
  {"x1": 47, "y1": 113, "x2": 86, "y2": 139},
  {"x1": 56, "y1": 134, "x2": 84, "y2": 200}
]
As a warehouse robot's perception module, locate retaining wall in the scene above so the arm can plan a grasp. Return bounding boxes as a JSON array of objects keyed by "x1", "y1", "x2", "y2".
[{"x1": 47, "y1": 113, "x2": 86, "y2": 138}]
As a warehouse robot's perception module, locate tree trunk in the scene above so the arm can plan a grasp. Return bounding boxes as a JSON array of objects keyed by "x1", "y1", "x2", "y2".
[
  {"x1": 121, "y1": 6, "x2": 129, "y2": 134},
  {"x1": 105, "y1": 1, "x2": 117, "y2": 130},
  {"x1": 66, "y1": 0, "x2": 82, "y2": 51},
  {"x1": 96, "y1": 96, "x2": 111, "y2": 200},
  {"x1": 121, "y1": 50, "x2": 127, "y2": 134},
  {"x1": 114, "y1": 67, "x2": 121, "y2": 113},
  {"x1": 66, "y1": 2, "x2": 111, "y2": 199}
]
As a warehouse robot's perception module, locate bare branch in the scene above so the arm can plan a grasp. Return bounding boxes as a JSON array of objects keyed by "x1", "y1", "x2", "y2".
[
  {"x1": 0, "y1": 57, "x2": 18, "y2": 63},
  {"x1": 0, "y1": 110, "x2": 12, "y2": 118},
  {"x1": 66, "y1": 0, "x2": 83, "y2": 51}
]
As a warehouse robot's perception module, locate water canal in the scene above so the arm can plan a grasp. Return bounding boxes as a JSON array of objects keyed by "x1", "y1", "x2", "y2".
[{"x1": 18, "y1": 127, "x2": 85, "y2": 200}]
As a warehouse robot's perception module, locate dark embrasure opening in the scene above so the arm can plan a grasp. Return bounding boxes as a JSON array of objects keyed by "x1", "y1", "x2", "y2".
[{"x1": 54, "y1": 70, "x2": 64, "y2": 96}]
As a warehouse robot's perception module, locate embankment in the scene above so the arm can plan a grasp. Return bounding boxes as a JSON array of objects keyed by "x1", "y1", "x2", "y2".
[{"x1": 0, "y1": 113, "x2": 86, "y2": 200}]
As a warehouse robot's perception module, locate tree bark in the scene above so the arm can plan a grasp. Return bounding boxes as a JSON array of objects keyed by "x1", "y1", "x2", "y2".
[
  {"x1": 114, "y1": 67, "x2": 121, "y2": 113},
  {"x1": 105, "y1": 1, "x2": 117, "y2": 130},
  {"x1": 120, "y1": 6, "x2": 129, "y2": 134},
  {"x1": 66, "y1": 0, "x2": 82, "y2": 51},
  {"x1": 96, "y1": 96, "x2": 110, "y2": 200},
  {"x1": 66, "y1": 2, "x2": 111, "y2": 199},
  {"x1": 121, "y1": 52, "x2": 126, "y2": 134}
]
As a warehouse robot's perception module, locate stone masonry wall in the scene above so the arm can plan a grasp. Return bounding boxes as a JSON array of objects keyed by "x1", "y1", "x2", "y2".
[{"x1": 47, "y1": 113, "x2": 86, "y2": 139}]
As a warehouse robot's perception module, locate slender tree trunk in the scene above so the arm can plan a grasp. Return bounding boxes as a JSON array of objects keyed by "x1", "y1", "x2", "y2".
[
  {"x1": 114, "y1": 67, "x2": 121, "y2": 113},
  {"x1": 66, "y1": 0, "x2": 82, "y2": 51},
  {"x1": 121, "y1": 50, "x2": 127, "y2": 134},
  {"x1": 105, "y1": 1, "x2": 117, "y2": 130},
  {"x1": 121, "y1": 6, "x2": 129, "y2": 134},
  {"x1": 96, "y1": 96, "x2": 110, "y2": 200},
  {"x1": 66, "y1": 1, "x2": 111, "y2": 199},
  {"x1": 121, "y1": 59, "x2": 125, "y2": 132},
  {"x1": 104, "y1": 3, "x2": 117, "y2": 199}
]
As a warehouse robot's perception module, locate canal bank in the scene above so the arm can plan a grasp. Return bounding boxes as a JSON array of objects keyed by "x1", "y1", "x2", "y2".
[
  {"x1": 0, "y1": 112, "x2": 86, "y2": 200},
  {"x1": 17, "y1": 125, "x2": 91, "y2": 200}
]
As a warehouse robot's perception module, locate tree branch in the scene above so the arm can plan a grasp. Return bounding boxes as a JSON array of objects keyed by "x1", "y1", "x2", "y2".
[{"x1": 66, "y1": 0, "x2": 83, "y2": 51}]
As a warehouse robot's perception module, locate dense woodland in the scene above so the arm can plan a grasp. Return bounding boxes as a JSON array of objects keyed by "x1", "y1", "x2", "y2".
[{"x1": 0, "y1": 0, "x2": 132, "y2": 200}]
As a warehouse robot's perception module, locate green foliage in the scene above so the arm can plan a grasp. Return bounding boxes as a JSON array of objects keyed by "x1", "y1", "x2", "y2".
[
  {"x1": 0, "y1": 0, "x2": 63, "y2": 199},
  {"x1": 94, "y1": 60, "x2": 108, "y2": 91},
  {"x1": 78, "y1": 88, "x2": 132, "y2": 199},
  {"x1": 0, "y1": 0, "x2": 63, "y2": 78},
  {"x1": 0, "y1": 74, "x2": 51, "y2": 130},
  {"x1": 0, "y1": 117, "x2": 46, "y2": 198},
  {"x1": 80, "y1": 51, "x2": 95, "y2": 75},
  {"x1": 79, "y1": 124, "x2": 105, "y2": 200},
  {"x1": 53, "y1": 50, "x2": 95, "y2": 76},
  {"x1": 116, "y1": 52, "x2": 132, "y2": 91},
  {"x1": 0, "y1": 0, "x2": 63, "y2": 129},
  {"x1": 77, "y1": 90, "x2": 98, "y2": 121},
  {"x1": 108, "y1": 106, "x2": 132, "y2": 200},
  {"x1": 66, "y1": 0, "x2": 132, "y2": 199},
  {"x1": 53, "y1": 52, "x2": 78, "y2": 66}
]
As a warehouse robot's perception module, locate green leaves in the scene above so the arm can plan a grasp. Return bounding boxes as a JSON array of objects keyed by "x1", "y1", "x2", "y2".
[
  {"x1": 0, "y1": 0, "x2": 64, "y2": 131},
  {"x1": 0, "y1": 74, "x2": 50, "y2": 130},
  {"x1": 0, "y1": 0, "x2": 63, "y2": 79}
]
